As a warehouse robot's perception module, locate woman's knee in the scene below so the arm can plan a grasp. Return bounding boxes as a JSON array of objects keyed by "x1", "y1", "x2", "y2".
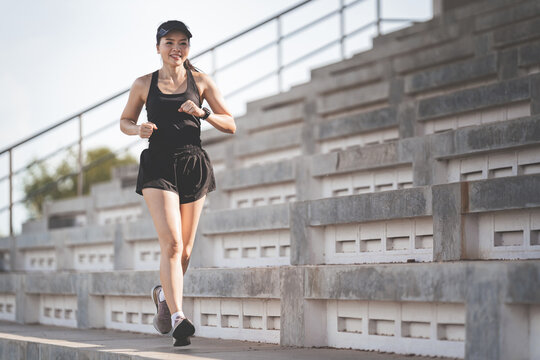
[
  {"x1": 181, "y1": 249, "x2": 192, "y2": 264},
  {"x1": 160, "y1": 236, "x2": 184, "y2": 258}
]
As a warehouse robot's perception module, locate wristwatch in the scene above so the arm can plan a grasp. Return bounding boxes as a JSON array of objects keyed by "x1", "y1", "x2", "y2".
[{"x1": 200, "y1": 106, "x2": 211, "y2": 120}]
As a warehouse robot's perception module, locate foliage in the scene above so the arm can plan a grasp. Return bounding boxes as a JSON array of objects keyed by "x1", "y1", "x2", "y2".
[{"x1": 22, "y1": 146, "x2": 137, "y2": 218}]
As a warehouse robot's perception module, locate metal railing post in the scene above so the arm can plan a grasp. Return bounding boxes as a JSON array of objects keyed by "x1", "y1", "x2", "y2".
[
  {"x1": 277, "y1": 15, "x2": 283, "y2": 93},
  {"x1": 77, "y1": 114, "x2": 83, "y2": 196},
  {"x1": 211, "y1": 48, "x2": 217, "y2": 78},
  {"x1": 376, "y1": 0, "x2": 381, "y2": 36},
  {"x1": 340, "y1": 0, "x2": 345, "y2": 59},
  {"x1": 8, "y1": 149, "x2": 13, "y2": 237}
]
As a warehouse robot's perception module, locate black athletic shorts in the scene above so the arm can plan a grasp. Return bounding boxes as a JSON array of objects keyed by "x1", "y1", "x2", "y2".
[{"x1": 135, "y1": 144, "x2": 216, "y2": 204}]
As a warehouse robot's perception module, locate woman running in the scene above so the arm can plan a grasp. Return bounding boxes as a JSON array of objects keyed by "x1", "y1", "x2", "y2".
[{"x1": 119, "y1": 20, "x2": 236, "y2": 346}]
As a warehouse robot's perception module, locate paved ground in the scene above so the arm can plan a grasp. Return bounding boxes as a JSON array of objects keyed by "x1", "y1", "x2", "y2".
[{"x1": 0, "y1": 321, "x2": 455, "y2": 360}]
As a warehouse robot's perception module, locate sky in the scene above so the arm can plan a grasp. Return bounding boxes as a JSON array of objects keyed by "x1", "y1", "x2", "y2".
[{"x1": 0, "y1": 0, "x2": 431, "y2": 235}]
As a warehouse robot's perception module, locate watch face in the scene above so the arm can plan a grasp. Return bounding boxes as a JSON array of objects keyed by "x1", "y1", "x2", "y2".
[{"x1": 203, "y1": 107, "x2": 211, "y2": 119}]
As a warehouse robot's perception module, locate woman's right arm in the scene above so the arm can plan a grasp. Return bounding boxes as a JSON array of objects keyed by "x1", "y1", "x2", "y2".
[{"x1": 120, "y1": 77, "x2": 156, "y2": 137}]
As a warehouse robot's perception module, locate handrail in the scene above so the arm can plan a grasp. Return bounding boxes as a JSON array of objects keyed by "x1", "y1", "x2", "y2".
[{"x1": 0, "y1": 0, "x2": 429, "y2": 236}]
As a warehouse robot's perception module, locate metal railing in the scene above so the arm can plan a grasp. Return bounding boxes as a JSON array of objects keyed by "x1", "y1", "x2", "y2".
[{"x1": 0, "y1": 0, "x2": 429, "y2": 236}]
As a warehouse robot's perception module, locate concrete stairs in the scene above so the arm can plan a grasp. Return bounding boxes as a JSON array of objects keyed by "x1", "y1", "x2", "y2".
[{"x1": 1, "y1": 0, "x2": 540, "y2": 358}]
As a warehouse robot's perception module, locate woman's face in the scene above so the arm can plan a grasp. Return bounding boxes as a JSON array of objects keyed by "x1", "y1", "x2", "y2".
[{"x1": 157, "y1": 30, "x2": 190, "y2": 66}]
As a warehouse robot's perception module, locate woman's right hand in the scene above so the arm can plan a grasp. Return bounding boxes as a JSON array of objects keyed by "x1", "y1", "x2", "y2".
[{"x1": 139, "y1": 122, "x2": 158, "y2": 138}]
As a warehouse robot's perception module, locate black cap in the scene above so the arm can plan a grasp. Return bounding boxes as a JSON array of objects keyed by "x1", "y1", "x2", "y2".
[{"x1": 156, "y1": 20, "x2": 192, "y2": 44}]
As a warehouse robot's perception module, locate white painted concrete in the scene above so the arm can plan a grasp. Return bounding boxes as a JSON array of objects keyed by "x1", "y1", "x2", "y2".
[
  {"x1": 327, "y1": 299, "x2": 465, "y2": 358},
  {"x1": 230, "y1": 182, "x2": 296, "y2": 209},
  {"x1": 72, "y1": 244, "x2": 114, "y2": 271},
  {"x1": 473, "y1": 209, "x2": 540, "y2": 260},
  {"x1": 324, "y1": 217, "x2": 433, "y2": 264},
  {"x1": 447, "y1": 146, "x2": 540, "y2": 183},
  {"x1": 39, "y1": 295, "x2": 77, "y2": 328},
  {"x1": 211, "y1": 229, "x2": 290, "y2": 267},
  {"x1": 133, "y1": 239, "x2": 160, "y2": 271},
  {"x1": 193, "y1": 297, "x2": 280, "y2": 343},
  {"x1": 0, "y1": 294, "x2": 16, "y2": 322},
  {"x1": 24, "y1": 249, "x2": 56, "y2": 272},
  {"x1": 321, "y1": 166, "x2": 413, "y2": 198},
  {"x1": 98, "y1": 206, "x2": 142, "y2": 225},
  {"x1": 104, "y1": 295, "x2": 157, "y2": 334}
]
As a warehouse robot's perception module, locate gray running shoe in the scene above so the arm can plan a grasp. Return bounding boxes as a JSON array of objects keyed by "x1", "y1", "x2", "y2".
[
  {"x1": 172, "y1": 316, "x2": 195, "y2": 346},
  {"x1": 151, "y1": 285, "x2": 172, "y2": 334}
]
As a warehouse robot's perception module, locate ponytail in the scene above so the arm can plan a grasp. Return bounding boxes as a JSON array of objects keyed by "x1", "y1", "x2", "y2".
[{"x1": 183, "y1": 58, "x2": 204, "y2": 73}]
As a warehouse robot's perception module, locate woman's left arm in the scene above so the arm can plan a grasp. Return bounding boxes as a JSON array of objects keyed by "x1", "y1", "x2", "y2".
[{"x1": 199, "y1": 73, "x2": 236, "y2": 134}]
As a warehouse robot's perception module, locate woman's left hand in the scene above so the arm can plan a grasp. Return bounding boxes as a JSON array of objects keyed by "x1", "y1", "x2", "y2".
[{"x1": 178, "y1": 100, "x2": 205, "y2": 117}]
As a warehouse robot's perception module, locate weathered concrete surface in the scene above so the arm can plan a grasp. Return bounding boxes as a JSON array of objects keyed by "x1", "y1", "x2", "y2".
[
  {"x1": 306, "y1": 186, "x2": 432, "y2": 226},
  {"x1": 0, "y1": 321, "x2": 452, "y2": 360}
]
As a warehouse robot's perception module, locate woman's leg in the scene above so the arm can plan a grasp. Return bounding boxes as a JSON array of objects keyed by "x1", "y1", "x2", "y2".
[
  {"x1": 142, "y1": 188, "x2": 184, "y2": 314},
  {"x1": 180, "y1": 195, "x2": 206, "y2": 274}
]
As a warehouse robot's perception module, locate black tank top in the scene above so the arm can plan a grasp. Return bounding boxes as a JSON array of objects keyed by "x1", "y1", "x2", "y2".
[{"x1": 145, "y1": 68, "x2": 202, "y2": 150}]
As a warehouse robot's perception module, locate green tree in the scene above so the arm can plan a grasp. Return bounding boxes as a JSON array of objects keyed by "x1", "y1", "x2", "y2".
[{"x1": 22, "y1": 146, "x2": 137, "y2": 218}]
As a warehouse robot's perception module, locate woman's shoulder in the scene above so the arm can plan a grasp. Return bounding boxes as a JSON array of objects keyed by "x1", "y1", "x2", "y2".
[
  {"x1": 135, "y1": 71, "x2": 155, "y2": 86},
  {"x1": 192, "y1": 71, "x2": 218, "y2": 92},
  {"x1": 131, "y1": 71, "x2": 155, "y2": 103},
  {"x1": 191, "y1": 70, "x2": 209, "y2": 84}
]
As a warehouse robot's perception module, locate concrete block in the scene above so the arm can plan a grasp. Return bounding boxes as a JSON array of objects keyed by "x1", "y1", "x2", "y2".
[
  {"x1": 432, "y1": 183, "x2": 465, "y2": 261},
  {"x1": 289, "y1": 201, "x2": 325, "y2": 265},
  {"x1": 531, "y1": 74, "x2": 540, "y2": 115},
  {"x1": 245, "y1": 100, "x2": 304, "y2": 132},
  {"x1": 398, "y1": 101, "x2": 416, "y2": 138},
  {"x1": 417, "y1": 77, "x2": 530, "y2": 121},
  {"x1": 21, "y1": 218, "x2": 47, "y2": 234},
  {"x1": 475, "y1": 0, "x2": 540, "y2": 32},
  {"x1": 200, "y1": 204, "x2": 289, "y2": 235},
  {"x1": 440, "y1": 0, "x2": 519, "y2": 20},
  {"x1": 317, "y1": 107, "x2": 397, "y2": 141},
  {"x1": 498, "y1": 48, "x2": 519, "y2": 80},
  {"x1": 519, "y1": 41, "x2": 540, "y2": 68},
  {"x1": 313, "y1": 62, "x2": 386, "y2": 92},
  {"x1": 467, "y1": 174, "x2": 540, "y2": 212},
  {"x1": 234, "y1": 124, "x2": 302, "y2": 156},
  {"x1": 93, "y1": 187, "x2": 140, "y2": 210},
  {"x1": 432, "y1": 116, "x2": 540, "y2": 159},
  {"x1": 44, "y1": 196, "x2": 90, "y2": 217},
  {"x1": 90, "y1": 271, "x2": 159, "y2": 296},
  {"x1": 306, "y1": 187, "x2": 432, "y2": 226},
  {"x1": 15, "y1": 231, "x2": 51, "y2": 250},
  {"x1": 316, "y1": 82, "x2": 389, "y2": 116},
  {"x1": 220, "y1": 160, "x2": 295, "y2": 190},
  {"x1": 311, "y1": 142, "x2": 401, "y2": 177},
  {"x1": 493, "y1": 16, "x2": 540, "y2": 48},
  {"x1": 122, "y1": 218, "x2": 157, "y2": 241},
  {"x1": 464, "y1": 264, "x2": 503, "y2": 360},
  {"x1": 405, "y1": 54, "x2": 497, "y2": 94},
  {"x1": 114, "y1": 223, "x2": 132, "y2": 271},
  {"x1": 184, "y1": 267, "x2": 280, "y2": 298},
  {"x1": 24, "y1": 273, "x2": 77, "y2": 295},
  {"x1": 245, "y1": 82, "x2": 309, "y2": 114},
  {"x1": 393, "y1": 38, "x2": 474, "y2": 75},
  {"x1": 304, "y1": 263, "x2": 466, "y2": 302},
  {"x1": 505, "y1": 261, "x2": 540, "y2": 304},
  {"x1": 279, "y1": 266, "x2": 305, "y2": 346}
]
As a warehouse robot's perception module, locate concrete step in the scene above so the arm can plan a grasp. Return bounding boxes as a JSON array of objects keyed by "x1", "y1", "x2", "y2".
[{"x1": 0, "y1": 321, "x2": 452, "y2": 360}]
